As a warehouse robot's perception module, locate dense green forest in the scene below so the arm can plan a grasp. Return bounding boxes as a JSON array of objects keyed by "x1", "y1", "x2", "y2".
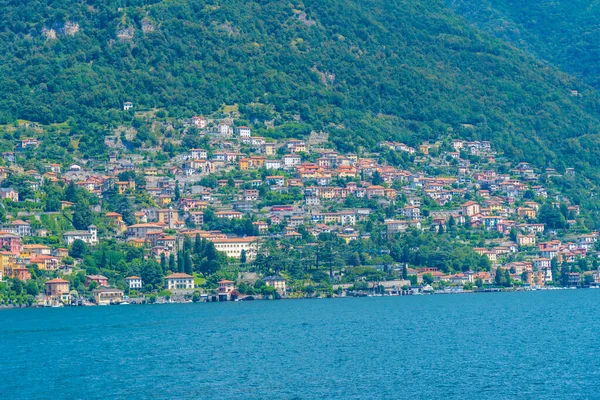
[
  {"x1": 3, "y1": 0, "x2": 600, "y2": 178},
  {"x1": 447, "y1": 0, "x2": 600, "y2": 88}
]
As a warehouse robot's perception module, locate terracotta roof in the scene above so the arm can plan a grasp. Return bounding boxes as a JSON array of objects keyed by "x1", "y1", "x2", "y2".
[
  {"x1": 46, "y1": 278, "x2": 69, "y2": 284},
  {"x1": 165, "y1": 273, "x2": 193, "y2": 279}
]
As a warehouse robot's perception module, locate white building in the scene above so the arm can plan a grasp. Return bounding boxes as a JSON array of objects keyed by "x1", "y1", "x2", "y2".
[
  {"x1": 63, "y1": 225, "x2": 98, "y2": 245},
  {"x1": 236, "y1": 126, "x2": 251, "y2": 138},
  {"x1": 209, "y1": 237, "x2": 258, "y2": 259},
  {"x1": 125, "y1": 276, "x2": 143, "y2": 289},
  {"x1": 190, "y1": 148, "x2": 208, "y2": 159},
  {"x1": 282, "y1": 154, "x2": 301, "y2": 168},
  {"x1": 165, "y1": 273, "x2": 194, "y2": 290},
  {"x1": 265, "y1": 160, "x2": 281, "y2": 170}
]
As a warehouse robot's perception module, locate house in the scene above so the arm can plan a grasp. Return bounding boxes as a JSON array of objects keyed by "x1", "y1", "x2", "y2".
[
  {"x1": 30, "y1": 255, "x2": 60, "y2": 271},
  {"x1": 126, "y1": 223, "x2": 163, "y2": 239},
  {"x1": 365, "y1": 186, "x2": 385, "y2": 198},
  {"x1": 265, "y1": 160, "x2": 281, "y2": 170},
  {"x1": 116, "y1": 180, "x2": 136, "y2": 194},
  {"x1": 165, "y1": 273, "x2": 194, "y2": 290},
  {"x1": 85, "y1": 274, "x2": 109, "y2": 287},
  {"x1": 22, "y1": 244, "x2": 51, "y2": 256},
  {"x1": 0, "y1": 232, "x2": 22, "y2": 254},
  {"x1": 517, "y1": 234, "x2": 536, "y2": 247},
  {"x1": 63, "y1": 225, "x2": 98, "y2": 245},
  {"x1": 45, "y1": 278, "x2": 70, "y2": 301},
  {"x1": 262, "y1": 143, "x2": 277, "y2": 156},
  {"x1": 282, "y1": 154, "x2": 301, "y2": 168},
  {"x1": 190, "y1": 148, "x2": 208, "y2": 159},
  {"x1": 215, "y1": 210, "x2": 243, "y2": 220},
  {"x1": 2, "y1": 152, "x2": 15, "y2": 163},
  {"x1": 0, "y1": 188, "x2": 18, "y2": 202},
  {"x1": 189, "y1": 211, "x2": 204, "y2": 225},
  {"x1": 209, "y1": 237, "x2": 258, "y2": 259},
  {"x1": 236, "y1": 126, "x2": 251, "y2": 137},
  {"x1": 123, "y1": 102, "x2": 133, "y2": 111},
  {"x1": 385, "y1": 220, "x2": 408, "y2": 235},
  {"x1": 191, "y1": 116, "x2": 208, "y2": 129},
  {"x1": 21, "y1": 138, "x2": 39, "y2": 148},
  {"x1": 125, "y1": 276, "x2": 143, "y2": 290},
  {"x1": 218, "y1": 123, "x2": 231, "y2": 135},
  {"x1": 7, "y1": 220, "x2": 31, "y2": 237},
  {"x1": 217, "y1": 279, "x2": 235, "y2": 299},
  {"x1": 264, "y1": 276, "x2": 286, "y2": 294},
  {"x1": 462, "y1": 201, "x2": 480, "y2": 217},
  {"x1": 92, "y1": 288, "x2": 124, "y2": 305}
]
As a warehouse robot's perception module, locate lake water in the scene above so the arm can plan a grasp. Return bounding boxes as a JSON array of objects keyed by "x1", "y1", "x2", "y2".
[{"x1": 2, "y1": 290, "x2": 600, "y2": 399}]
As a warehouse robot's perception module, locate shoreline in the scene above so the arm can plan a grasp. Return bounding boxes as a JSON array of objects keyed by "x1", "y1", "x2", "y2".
[{"x1": 2, "y1": 285, "x2": 597, "y2": 310}]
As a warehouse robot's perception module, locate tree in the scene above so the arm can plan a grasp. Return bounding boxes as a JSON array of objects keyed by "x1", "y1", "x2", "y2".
[
  {"x1": 538, "y1": 204, "x2": 565, "y2": 229},
  {"x1": 183, "y1": 236, "x2": 192, "y2": 253},
  {"x1": 65, "y1": 181, "x2": 79, "y2": 203},
  {"x1": 169, "y1": 254, "x2": 176, "y2": 272},
  {"x1": 495, "y1": 268, "x2": 505, "y2": 285},
  {"x1": 184, "y1": 252, "x2": 193, "y2": 275},
  {"x1": 349, "y1": 252, "x2": 361, "y2": 266},
  {"x1": 402, "y1": 264, "x2": 408, "y2": 280},
  {"x1": 509, "y1": 228, "x2": 517, "y2": 243},
  {"x1": 504, "y1": 269, "x2": 511, "y2": 287},
  {"x1": 371, "y1": 170, "x2": 383, "y2": 185},
  {"x1": 117, "y1": 195, "x2": 135, "y2": 226},
  {"x1": 177, "y1": 251, "x2": 184, "y2": 273},
  {"x1": 551, "y1": 258, "x2": 560, "y2": 284},
  {"x1": 69, "y1": 240, "x2": 87, "y2": 258},
  {"x1": 194, "y1": 234, "x2": 202, "y2": 254},
  {"x1": 25, "y1": 280, "x2": 39, "y2": 296},
  {"x1": 174, "y1": 181, "x2": 181, "y2": 201},
  {"x1": 160, "y1": 253, "x2": 167, "y2": 273},
  {"x1": 100, "y1": 250, "x2": 108, "y2": 269},
  {"x1": 447, "y1": 215, "x2": 455, "y2": 230},
  {"x1": 560, "y1": 263, "x2": 570, "y2": 287},
  {"x1": 422, "y1": 273, "x2": 434, "y2": 285},
  {"x1": 141, "y1": 260, "x2": 163, "y2": 287},
  {"x1": 240, "y1": 249, "x2": 247, "y2": 266},
  {"x1": 45, "y1": 196, "x2": 61, "y2": 212},
  {"x1": 72, "y1": 200, "x2": 93, "y2": 230}
]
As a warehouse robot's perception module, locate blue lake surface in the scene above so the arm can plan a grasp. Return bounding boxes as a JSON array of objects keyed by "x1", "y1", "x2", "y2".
[{"x1": 2, "y1": 290, "x2": 600, "y2": 399}]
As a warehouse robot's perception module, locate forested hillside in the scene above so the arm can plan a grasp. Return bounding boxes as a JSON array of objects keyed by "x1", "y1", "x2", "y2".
[
  {"x1": 3, "y1": 0, "x2": 600, "y2": 178},
  {"x1": 447, "y1": 0, "x2": 600, "y2": 87}
]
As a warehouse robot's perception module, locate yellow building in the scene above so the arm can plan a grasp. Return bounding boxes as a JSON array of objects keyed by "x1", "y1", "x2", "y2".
[{"x1": 116, "y1": 180, "x2": 136, "y2": 194}]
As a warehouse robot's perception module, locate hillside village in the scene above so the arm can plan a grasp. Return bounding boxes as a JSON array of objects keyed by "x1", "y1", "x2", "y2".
[{"x1": 1, "y1": 110, "x2": 600, "y2": 307}]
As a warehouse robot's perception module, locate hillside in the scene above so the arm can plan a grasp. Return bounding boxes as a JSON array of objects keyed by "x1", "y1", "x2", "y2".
[
  {"x1": 3, "y1": 0, "x2": 600, "y2": 178},
  {"x1": 446, "y1": 0, "x2": 600, "y2": 88}
]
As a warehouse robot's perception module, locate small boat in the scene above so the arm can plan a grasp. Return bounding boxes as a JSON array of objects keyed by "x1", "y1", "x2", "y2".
[{"x1": 120, "y1": 302, "x2": 130, "y2": 305}]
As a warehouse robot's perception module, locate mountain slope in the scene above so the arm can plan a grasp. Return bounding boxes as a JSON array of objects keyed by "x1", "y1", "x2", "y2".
[
  {"x1": 446, "y1": 0, "x2": 600, "y2": 88},
  {"x1": 2, "y1": 0, "x2": 600, "y2": 178}
]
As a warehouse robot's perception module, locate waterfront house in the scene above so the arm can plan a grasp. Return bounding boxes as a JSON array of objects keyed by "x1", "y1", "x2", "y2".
[
  {"x1": 165, "y1": 273, "x2": 194, "y2": 290},
  {"x1": 45, "y1": 278, "x2": 70, "y2": 297},
  {"x1": 264, "y1": 276, "x2": 286, "y2": 294},
  {"x1": 85, "y1": 274, "x2": 109, "y2": 288},
  {"x1": 93, "y1": 288, "x2": 124, "y2": 305},
  {"x1": 125, "y1": 276, "x2": 143, "y2": 290},
  {"x1": 217, "y1": 279, "x2": 235, "y2": 300}
]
